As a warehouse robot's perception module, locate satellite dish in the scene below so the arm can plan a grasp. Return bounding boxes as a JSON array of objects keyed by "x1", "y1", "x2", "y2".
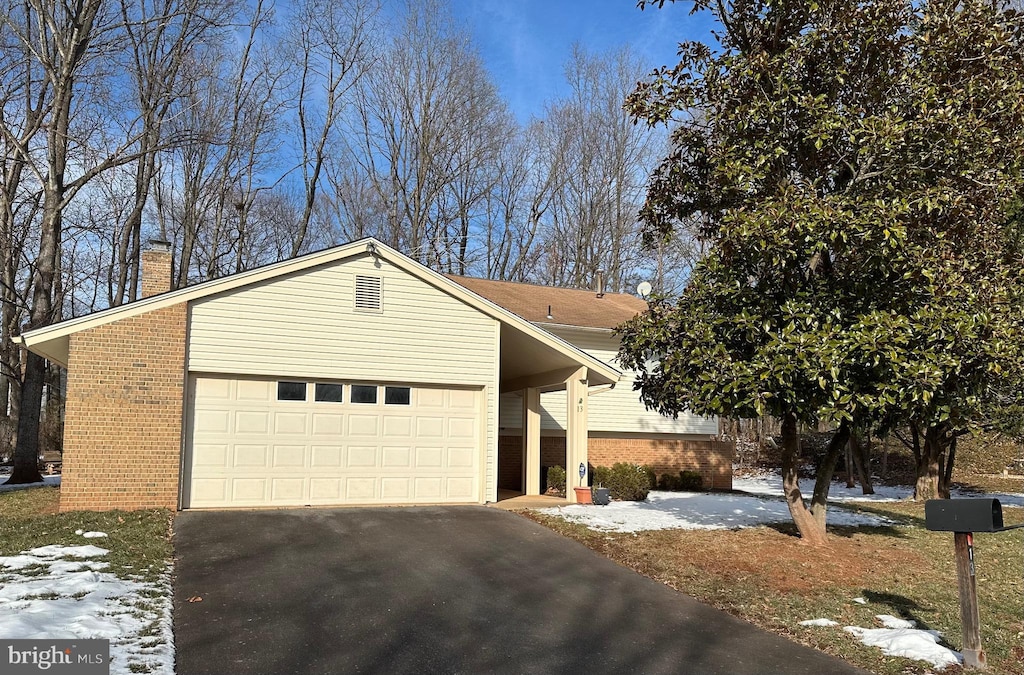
[{"x1": 636, "y1": 281, "x2": 653, "y2": 297}]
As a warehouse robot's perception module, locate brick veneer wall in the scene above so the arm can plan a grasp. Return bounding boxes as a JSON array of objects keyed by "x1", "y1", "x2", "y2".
[
  {"x1": 498, "y1": 435, "x2": 735, "y2": 491},
  {"x1": 59, "y1": 304, "x2": 187, "y2": 511}
]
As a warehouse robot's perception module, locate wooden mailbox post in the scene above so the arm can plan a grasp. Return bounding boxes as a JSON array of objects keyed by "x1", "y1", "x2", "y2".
[{"x1": 924, "y1": 498, "x2": 1023, "y2": 670}]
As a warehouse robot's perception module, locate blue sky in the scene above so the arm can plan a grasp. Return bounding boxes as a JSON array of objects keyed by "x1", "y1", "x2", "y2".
[{"x1": 448, "y1": 0, "x2": 719, "y2": 121}]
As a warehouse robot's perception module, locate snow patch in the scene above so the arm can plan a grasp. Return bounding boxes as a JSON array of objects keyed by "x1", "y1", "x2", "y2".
[
  {"x1": 28, "y1": 545, "x2": 109, "y2": 559},
  {"x1": 734, "y1": 472, "x2": 1024, "y2": 508},
  {"x1": 539, "y1": 490, "x2": 891, "y2": 533},
  {"x1": 799, "y1": 618, "x2": 839, "y2": 627},
  {"x1": 876, "y1": 614, "x2": 917, "y2": 629},
  {"x1": 0, "y1": 544, "x2": 173, "y2": 675},
  {"x1": 81, "y1": 532, "x2": 108, "y2": 539},
  {"x1": 852, "y1": 597, "x2": 868, "y2": 605},
  {"x1": 844, "y1": 625, "x2": 961, "y2": 670}
]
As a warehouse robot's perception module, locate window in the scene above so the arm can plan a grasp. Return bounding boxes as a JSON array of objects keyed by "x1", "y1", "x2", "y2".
[
  {"x1": 277, "y1": 381, "x2": 306, "y2": 401},
  {"x1": 354, "y1": 275, "x2": 382, "y2": 312},
  {"x1": 350, "y1": 384, "x2": 378, "y2": 404},
  {"x1": 314, "y1": 383, "x2": 343, "y2": 403},
  {"x1": 384, "y1": 386, "x2": 411, "y2": 405}
]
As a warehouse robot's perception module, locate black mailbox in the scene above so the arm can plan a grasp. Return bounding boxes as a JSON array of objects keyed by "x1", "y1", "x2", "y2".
[{"x1": 925, "y1": 498, "x2": 1003, "y2": 532}]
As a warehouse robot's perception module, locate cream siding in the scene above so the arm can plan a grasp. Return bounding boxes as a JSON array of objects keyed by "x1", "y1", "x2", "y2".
[
  {"x1": 499, "y1": 327, "x2": 719, "y2": 436},
  {"x1": 188, "y1": 253, "x2": 499, "y2": 500}
]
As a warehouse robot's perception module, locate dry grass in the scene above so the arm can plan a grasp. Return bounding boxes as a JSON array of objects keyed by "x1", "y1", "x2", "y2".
[
  {"x1": 523, "y1": 500, "x2": 1024, "y2": 675},
  {"x1": 0, "y1": 486, "x2": 173, "y2": 582}
]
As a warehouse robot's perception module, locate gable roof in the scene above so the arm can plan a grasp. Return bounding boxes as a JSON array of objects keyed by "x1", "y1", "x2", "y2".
[
  {"x1": 448, "y1": 275, "x2": 647, "y2": 330},
  {"x1": 19, "y1": 239, "x2": 620, "y2": 386}
]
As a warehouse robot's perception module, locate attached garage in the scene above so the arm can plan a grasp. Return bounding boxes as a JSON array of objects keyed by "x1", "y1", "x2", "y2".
[
  {"x1": 21, "y1": 238, "x2": 620, "y2": 512},
  {"x1": 184, "y1": 376, "x2": 482, "y2": 508}
]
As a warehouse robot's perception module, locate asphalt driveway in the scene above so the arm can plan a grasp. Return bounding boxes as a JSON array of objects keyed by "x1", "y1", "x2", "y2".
[{"x1": 173, "y1": 506, "x2": 865, "y2": 675}]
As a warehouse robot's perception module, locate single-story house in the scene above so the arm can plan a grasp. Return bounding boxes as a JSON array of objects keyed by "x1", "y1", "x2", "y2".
[{"x1": 20, "y1": 238, "x2": 733, "y2": 512}]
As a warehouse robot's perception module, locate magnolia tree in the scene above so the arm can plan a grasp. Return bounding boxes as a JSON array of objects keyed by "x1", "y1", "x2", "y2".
[{"x1": 619, "y1": 0, "x2": 1024, "y2": 544}]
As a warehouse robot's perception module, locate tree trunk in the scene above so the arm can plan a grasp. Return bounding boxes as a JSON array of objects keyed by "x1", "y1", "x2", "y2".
[
  {"x1": 808, "y1": 420, "x2": 851, "y2": 529},
  {"x1": 844, "y1": 443, "x2": 856, "y2": 488},
  {"x1": 850, "y1": 430, "x2": 875, "y2": 495},
  {"x1": 10, "y1": 352, "x2": 44, "y2": 484},
  {"x1": 780, "y1": 412, "x2": 828, "y2": 546},
  {"x1": 913, "y1": 425, "x2": 950, "y2": 500}
]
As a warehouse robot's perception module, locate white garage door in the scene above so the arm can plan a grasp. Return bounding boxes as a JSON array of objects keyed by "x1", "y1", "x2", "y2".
[{"x1": 184, "y1": 376, "x2": 481, "y2": 508}]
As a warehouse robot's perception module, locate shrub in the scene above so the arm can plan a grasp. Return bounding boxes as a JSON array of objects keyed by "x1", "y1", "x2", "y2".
[
  {"x1": 592, "y1": 463, "x2": 652, "y2": 501},
  {"x1": 657, "y1": 470, "x2": 704, "y2": 492},
  {"x1": 679, "y1": 470, "x2": 703, "y2": 491},
  {"x1": 546, "y1": 466, "x2": 566, "y2": 497}
]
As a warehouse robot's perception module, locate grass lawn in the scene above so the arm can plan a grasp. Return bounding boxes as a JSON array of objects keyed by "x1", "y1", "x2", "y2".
[
  {"x1": 524, "y1": 499, "x2": 1024, "y2": 675},
  {"x1": 0, "y1": 486, "x2": 175, "y2": 673},
  {"x1": 0, "y1": 486, "x2": 172, "y2": 583}
]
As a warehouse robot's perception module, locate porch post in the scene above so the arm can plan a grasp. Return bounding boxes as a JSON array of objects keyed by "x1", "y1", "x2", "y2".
[
  {"x1": 565, "y1": 368, "x2": 589, "y2": 503},
  {"x1": 522, "y1": 387, "x2": 542, "y2": 496}
]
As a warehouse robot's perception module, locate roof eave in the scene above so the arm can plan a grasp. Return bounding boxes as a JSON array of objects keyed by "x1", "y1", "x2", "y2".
[{"x1": 19, "y1": 238, "x2": 621, "y2": 386}]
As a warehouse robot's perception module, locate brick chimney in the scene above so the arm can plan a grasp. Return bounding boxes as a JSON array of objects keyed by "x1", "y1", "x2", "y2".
[{"x1": 140, "y1": 240, "x2": 173, "y2": 298}]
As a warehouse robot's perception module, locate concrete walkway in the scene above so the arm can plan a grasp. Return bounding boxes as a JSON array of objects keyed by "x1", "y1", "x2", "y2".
[{"x1": 174, "y1": 506, "x2": 866, "y2": 675}]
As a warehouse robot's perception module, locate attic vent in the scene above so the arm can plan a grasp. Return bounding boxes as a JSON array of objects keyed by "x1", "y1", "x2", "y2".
[{"x1": 354, "y1": 275, "x2": 382, "y2": 312}]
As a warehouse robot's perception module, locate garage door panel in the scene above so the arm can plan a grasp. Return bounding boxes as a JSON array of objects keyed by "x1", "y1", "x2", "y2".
[
  {"x1": 381, "y1": 446, "x2": 411, "y2": 467},
  {"x1": 231, "y1": 478, "x2": 267, "y2": 501},
  {"x1": 195, "y1": 410, "x2": 230, "y2": 434},
  {"x1": 348, "y1": 415, "x2": 379, "y2": 436},
  {"x1": 187, "y1": 377, "x2": 480, "y2": 508},
  {"x1": 311, "y1": 445, "x2": 343, "y2": 467},
  {"x1": 192, "y1": 444, "x2": 229, "y2": 467},
  {"x1": 381, "y1": 477, "x2": 410, "y2": 498},
  {"x1": 271, "y1": 478, "x2": 305, "y2": 502},
  {"x1": 346, "y1": 478, "x2": 376, "y2": 500},
  {"x1": 274, "y1": 412, "x2": 307, "y2": 435},
  {"x1": 310, "y1": 478, "x2": 342, "y2": 501},
  {"x1": 191, "y1": 478, "x2": 227, "y2": 502},
  {"x1": 448, "y1": 390, "x2": 476, "y2": 409},
  {"x1": 416, "y1": 388, "x2": 444, "y2": 407},
  {"x1": 447, "y1": 477, "x2": 475, "y2": 499},
  {"x1": 236, "y1": 411, "x2": 269, "y2": 434},
  {"x1": 415, "y1": 446, "x2": 443, "y2": 467},
  {"x1": 414, "y1": 477, "x2": 442, "y2": 499},
  {"x1": 448, "y1": 417, "x2": 475, "y2": 439},
  {"x1": 346, "y1": 446, "x2": 377, "y2": 467},
  {"x1": 196, "y1": 377, "x2": 231, "y2": 399},
  {"x1": 236, "y1": 379, "x2": 272, "y2": 401},
  {"x1": 382, "y1": 416, "x2": 412, "y2": 436},
  {"x1": 234, "y1": 445, "x2": 268, "y2": 467},
  {"x1": 272, "y1": 445, "x2": 306, "y2": 467},
  {"x1": 447, "y1": 447, "x2": 475, "y2": 468},
  {"x1": 416, "y1": 417, "x2": 444, "y2": 438},
  {"x1": 312, "y1": 414, "x2": 343, "y2": 436}
]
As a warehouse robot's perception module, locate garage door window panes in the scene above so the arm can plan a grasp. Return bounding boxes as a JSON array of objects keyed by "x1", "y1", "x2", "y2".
[
  {"x1": 314, "y1": 383, "x2": 343, "y2": 402},
  {"x1": 350, "y1": 384, "x2": 378, "y2": 404},
  {"x1": 384, "y1": 386, "x2": 411, "y2": 405},
  {"x1": 277, "y1": 381, "x2": 307, "y2": 401}
]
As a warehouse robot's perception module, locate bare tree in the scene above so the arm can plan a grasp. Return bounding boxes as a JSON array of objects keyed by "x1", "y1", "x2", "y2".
[
  {"x1": 108, "y1": 0, "x2": 235, "y2": 305},
  {"x1": 286, "y1": 0, "x2": 379, "y2": 257},
  {"x1": 163, "y1": 0, "x2": 289, "y2": 285},
  {"x1": 343, "y1": 0, "x2": 509, "y2": 268},
  {"x1": 481, "y1": 118, "x2": 568, "y2": 281},
  {"x1": 536, "y1": 46, "x2": 662, "y2": 291},
  {"x1": 2, "y1": 0, "x2": 152, "y2": 483}
]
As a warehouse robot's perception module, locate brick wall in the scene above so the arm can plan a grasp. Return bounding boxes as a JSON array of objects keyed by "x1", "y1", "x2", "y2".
[
  {"x1": 59, "y1": 304, "x2": 187, "y2": 511},
  {"x1": 498, "y1": 435, "x2": 735, "y2": 491}
]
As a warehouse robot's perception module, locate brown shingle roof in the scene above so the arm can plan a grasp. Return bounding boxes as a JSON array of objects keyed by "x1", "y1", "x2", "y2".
[{"x1": 448, "y1": 275, "x2": 647, "y2": 330}]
